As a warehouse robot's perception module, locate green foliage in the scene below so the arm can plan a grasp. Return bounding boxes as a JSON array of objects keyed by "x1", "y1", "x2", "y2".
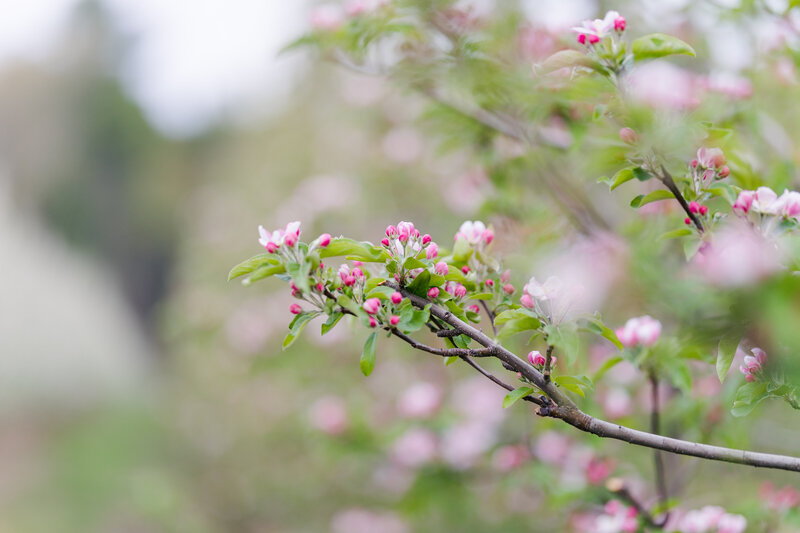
[
  {"x1": 503, "y1": 386, "x2": 535, "y2": 408},
  {"x1": 360, "y1": 331, "x2": 379, "y2": 376},
  {"x1": 631, "y1": 33, "x2": 696, "y2": 60}
]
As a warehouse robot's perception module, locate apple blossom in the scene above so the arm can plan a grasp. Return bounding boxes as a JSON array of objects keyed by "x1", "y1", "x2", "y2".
[
  {"x1": 318, "y1": 233, "x2": 332, "y2": 247},
  {"x1": 289, "y1": 303, "x2": 302, "y2": 315},
  {"x1": 502, "y1": 283, "x2": 515, "y2": 295},
  {"x1": 310, "y1": 4, "x2": 345, "y2": 31},
  {"x1": 739, "y1": 347, "x2": 766, "y2": 382},
  {"x1": 427, "y1": 287, "x2": 440, "y2": 298},
  {"x1": 619, "y1": 127, "x2": 637, "y2": 144},
  {"x1": 425, "y1": 242, "x2": 438, "y2": 259},
  {"x1": 455, "y1": 220, "x2": 493, "y2": 246},
  {"x1": 390, "y1": 315, "x2": 400, "y2": 326},
  {"x1": 528, "y1": 350, "x2": 546, "y2": 366},
  {"x1": 434, "y1": 261, "x2": 449, "y2": 275},
  {"x1": 363, "y1": 297, "x2": 381, "y2": 314},
  {"x1": 397, "y1": 382, "x2": 442, "y2": 419},
  {"x1": 772, "y1": 189, "x2": 800, "y2": 218},
  {"x1": 615, "y1": 316, "x2": 662, "y2": 348},
  {"x1": 391, "y1": 291, "x2": 402, "y2": 304},
  {"x1": 572, "y1": 11, "x2": 623, "y2": 41}
]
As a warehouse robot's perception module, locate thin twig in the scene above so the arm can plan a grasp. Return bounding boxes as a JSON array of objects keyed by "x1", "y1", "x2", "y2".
[
  {"x1": 479, "y1": 300, "x2": 498, "y2": 337},
  {"x1": 544, "y1": 344, "x2": 554, "y2": 383},
  {"x1": 390, "y1": 328, "x2": 496, "y2": 358},
  {"x1": 658, "y1": 165, "x2": 704, "y2": 232},
  {"x1": 649, "y1": 373, "x2": 670, "y2": 526}
]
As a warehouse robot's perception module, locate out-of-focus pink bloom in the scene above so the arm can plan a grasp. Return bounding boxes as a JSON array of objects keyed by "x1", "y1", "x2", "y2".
[
  {"x1": 455, "y1": 220, "x2": 492, "y2": 245},
  {"x1": 425, "y1": 243, "x2": 438, "y2": 259},
  {"x1": 310, "y1": 4, "x2": 345, "y2": 31},
  {"x1": 397, "y1": 382, "x2": 442, "y2": 419},
  {"x1": 772, "y1": 190, "x2": 800, "y2": 218},
  {"x1": 485, "y1": 279, "x2": 494, "y2": 287},
  {"x1": 441, "y1": 421, "x2": 496, "y2": 470},
  {"x1": 391, "y1": 292, "x2": 403, "y2": 304},
  {"x1": 697, "y1": 147, "x2": 726, "y2": 169},
  {"x1": 317, "y1": 233, "x2": 332, "y2": 247},
  {"x1": 519, "y1": 25, "x2": 557, "y2": 60},
  {"x1": 440, "y1": 168, "x2": 492, "y2": 215},
  {"x1": 615, "y1": 316, "x2": 662, "y2": 348},
  {"x1": 501, "y1": 269, "x2": 511, "y2": 283},
  {"x1": 626, "y1": 62, "x2": 700, "y2": 110},
  {"x1": 434, "y1": 261, "x2": 449, "y2": 275},
  {"x1": 309, "y1": 396, "x2": 348, "y2": 435},
  {"x1": 363, "y1": 298, "x2": 381, "y2": 314},
  {"x1": 593, "y1": 500, "x2": 639, "y2": 533},
  {"x1": 732, "y1": 190, "x2": 754, "y2": 215},
  {"x1": 382, "y1": 126, "x2": 424, "y2": 164},
  {"x1": 344, "y1": 0, "x2": 386, "y2": 16},
  {"x1": 390, "y1": 428, "x2": 438, "y2": 468},
  {"x1": 674, "y1": 506, "x2": 745, "y2": 533},
  {"x1": 331, "y1": 508, "x2": 409, "y2": 533},
  {"x1": 619, "y1": 127, "x2": 637, "y2": 144},
  {"x1": 427, "y1": 287, "x2": 440, "y2": 298},
  {"x1": 452, "y1": 376, "x2": 507, "y2": 424},
  {"x1": 602, "y1": 387, "x2": 633, "y2": 419},
  {"x1": 694, "y1": 221, "x2": 783, "y2": 286},
  {"x1": 502, "y1": 283, "x2": 515, "y2": 295},
  {"x1": 739, "y1": 347, "x2": 766, "y2": 382},
  {"x1": 752, "y1": 186, "x2": 779, "y2": 214},
  {"x1": 760, "y1": 482, "x2": 800, "y2": 512},
  {"x1": 703, "y1": 72, "x2": 753, "y2": 100},
  {"x1": 534, "y1": 431, "x2": 571, "y2": 465},
  {"x1": 613, "y1": 15, "x2": 626, "y2": 32},
  {"x1": 585, "y1": 456, "x2": 615, "y2": 484},
  {"x1": 572, "y1": 11, "x2": 623, "y2": 40},
  {"x1": 520, "y1": 294, "x2": 534, "y2": 309},
  {"x1": 492, "y1": 444, "x2": 530, "y2": 472},
  {"x1": 289, "y1": 303, "x2": 303, "y2": 315},
  {"x1": 528, "y1": 350, "x2": 546, "y2": 366},
  {"x1": 390, "y1": 315, "x2": 400, "y2": 326},
  {"x1": 717, "y1": 514, "x2": 747, "y2": 533}
]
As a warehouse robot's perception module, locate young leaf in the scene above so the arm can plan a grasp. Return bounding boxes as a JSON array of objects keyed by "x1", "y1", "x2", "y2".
[
  {"x1": 243, "y1": 263, "x2": 287, "y2": 284},
  {"x1": 609, "y1": 168, "x2": 635, "y2": 190},
  {"x1": 321, "y1": 312, "x2": 344, "y2": 335},
  {"x1": 283, "y1": 312, "x2": 319, "y2": 349},
  {"x1": 630, "y1": 189, "x2": 675, "y2": 208},
  {"x1": 731, "y1": 382, "x2": 769, "y2": 417},
  {"x1": 632, "y1": 33, "x2": 696, "y2": 61},
  {"x1": 360, "y1": 331, "x2": 379, "y2": 376},
  {"x1": 554, "y1": 375, "x2": 592, "y2": 397},
  {"x1": 228, "y1": 254, "x2": 279, "y2": 281},
  {"x1": 716, "y1": 335, "x2": 741, "y2": 383},
  {"x1": 593, "y1": 356, "x2": 623, "y2": 382},
  {"x1": 503, "y1": 386, "x2": 535, "y2": 408},
  {"x1": 319, "y1": 237, "x2": 387, "y2": 262},
  {"x1": 544, "y1": 324, "x2": 581, "y2": 365},
  {"x1": 497, "y1": 317, "x2": 542, "y2": 341},
  {"x1": 406, "y1": 270, "x2": 432, "y2": 297},
  {"x1": 659, "y1": 228, "x2": 693, "y2": 241}
]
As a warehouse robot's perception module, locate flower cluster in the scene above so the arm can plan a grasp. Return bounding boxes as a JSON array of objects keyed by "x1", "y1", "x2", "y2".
[
  {"x1": 454, "y1": 220, "x2": 494, "y2": 247},
  {"x1": 590, "y1": 500, "x2": 639, "y2": 533},
  {"x1": 690, "y1": 147, "x2": 730, "y2": 191},
  {"x1": 258, "y1": 221, "x2": 302, "y2": 253},
  {"x1": 670, "y1": 505, "x2": 747, "y2": 533},
  {"x1": 732, "y1": 186, "x2": 800, "y2": 221},
  {"x1": 309, "y1": 0, "x2": 388, "y2": 31},
  {"x1": 381, "y1": 221, "x2": 438, "y2": 278},
  {"x1": 739, "y1": 347, "x2": 766, "y2": 383},
  {"x1": 614, "y1": 316, "x2": 662, "y2": 348},
  {"x1": 572, "y1": 11, "x2": 626, "y2": 45}
]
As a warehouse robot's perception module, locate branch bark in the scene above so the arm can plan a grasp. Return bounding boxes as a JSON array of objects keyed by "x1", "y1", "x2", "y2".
[{"x1": 387, "y1": 282, "x2": 800, "y2": 473}]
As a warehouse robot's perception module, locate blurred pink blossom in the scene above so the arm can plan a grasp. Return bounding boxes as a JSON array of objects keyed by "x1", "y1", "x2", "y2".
[
  {"x1": 382, "y1": 126, "x2": 424, "y2": 164},
  {"x1": 310, "y1": 4, "x2": 345, "y2": 31},
  {"x1": 534, "y1": 431, "x2": 571, "y2": 465},
  {"x1": 397, "y1": 382, "x2": 442, "y2": 419},
  {"x1": 390, "y1": 428, "x2": 438, "y2": 468},
  {"x1": 601, "y1": 387, "x2": 633, "y2": 419},
  {"x1": 491, "y1": 444, "x2": 530, "y2": 472},
  {"x1": 626, "y1": 62, "x2": 700, "y2": 110},
  {"x1": 331, "y1": 508, "x2": 410, "y2": 533},
  {"x1": 441, "y1": 421, "x2": 496, "y2": 470},
  {"x1": 308, "y1": 396, "x2": 349, "y2": 435}
]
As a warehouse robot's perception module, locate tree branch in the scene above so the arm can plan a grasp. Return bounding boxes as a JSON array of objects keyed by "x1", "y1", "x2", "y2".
[
  {"x1": 649, "y1": 373, "x2": 670, "y2": 526},
  {"x1": 387, "y1": 282, "x2": 800, "y2": 473},
  {"x1": 390, "y1": 328, "x2": 497, "y2": 358},
  {"x1": 658, "y1": 165, "x2": 704, "y2": 232}
]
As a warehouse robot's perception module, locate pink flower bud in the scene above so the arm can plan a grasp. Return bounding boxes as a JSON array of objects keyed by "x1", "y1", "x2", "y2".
[
  {"x1": 520, "y1": 294, "x2": 534, "y2": 309},
  {"x1": 369, "y1": 317, "x2": 378, "y2": 328},
  {"x1": 284, "y1": 233, "x2": 298, "y2": 247},
  {"x1": 391, "y1": 292, "x2": 403, "y2": 304},
  {"x1": 381, "y1": 238, "x2": 390, "y2": 246},
  {"x1": 266, "y1": 242, "x2": 278, "y2": 253},
  {"x1": 503, "y1": 284, "x2": 515, "y2": 295},
  {"x1": 422, "y1": 234, "x2": 431, "y2": 245},
  {"x1": 353, "y1": 261, "x2": 363, "y2": 267},
  {"x1": 619, "y1": 127, "x2": 636, "y2": 144},
  {"x1": 688, "y1": 201, "x2": 700, "y2": 214},
  {"x1": 462, "y1": 265, "x2": 471, "y2": 274},
  {"x1": 434, "y1": 261, "x2": 449, "y2": 275},
  {"x1": 550, "y1": 356, "x2": 557, "y2": 366},
  {"x1": 290, "y1": 303, "x2": 302, "y2": 315},
  {"x1": 699, "y1": 205, "x2": 708, "y2": 215},
  {"x1": 732, "y1": 190, "x2": 754, "y2": 215},
  {"x1": 318, "y1": 233, "x2": 332, "y2": 247},
  {"x1": 588, "y1": 34, "x2": 600, "y2": 44},
  {"x1": 614, "y1": 16, "x2": 626, "y2": 31},
  {"x1": 528, "y1": 350, "x2": 546, "y2": 366},
  {"x1": 467, "y1": 304, "x2": 480, "y2": 313},
  {"x1": 718, "y1": 165, "x2": 730, "y2": 178},
  {"x1": 316, "y1": 283, "x2": 324, "y2": 292},
  {"x1": 427, "y1": 287, "x2": 440, "y2": 298},
  {"x1": 352, "y1": 267, "x2": 364, "y2": 279},
  {"x1": 501, "y1": 269, "x2": 511, "y2": 283},
  {"x1": 482, "y1": 229, "x2": 494, "y2": 244},
  {"x1": 712, "y1": 152, "x2": 726, "y2": 167},
  {"x1": 485, "y1": 279, "x2": 494, "y2": 287},
  {"x1": 426, "y1": 243, "x2": 439, "y2": 259},
  {"x1": 390, "y1": 315, "x2": 400, "y2": 326},
  {"x1": 412, "y1": 228, "x2": 420, "y2": 238},
  {"x1": 454, "y1": 284, "x2": 467, "y2": 298},
  {"x1": 691, "y1": 159, "x2": 698, "y2": 168},
  {"x1": 344, "y1": 275, "x2": 356, "y2": 286},
  {"x1": 363, "y1": 298, "x2": 381, "y2": 314},
  {"x1": 684, "y1": 217, "x2": 691, "y2": 225},
  {"x1": 386, "y1": 225, "x2": 397, "y2": 237},
  {"x1": 577, "y1": 33, "x2": 587, "y2": 45}
]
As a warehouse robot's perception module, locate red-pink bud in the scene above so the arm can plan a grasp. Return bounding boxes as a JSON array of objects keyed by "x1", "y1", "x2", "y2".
[
  {"x1": 363, "y1": 297, "x2": 381, "y2": 314},
  {"x1": 482, "y1": 229, "x2": 494, "y2": 244},
  {"x1": 390, "y1": 315, "x2": 400, "y2": 326},
  {"x1": 520, "y1": 294, "x2": 534, "y2": 309},
  {"x1": 500, "y1": 269, "x2": 511, "y2": 283},
  {"x1": 422, "y1": 234, "x2": 431, "y2": 245},
  {"x1": 318, "y1": 233, "x2": 331, "y2": 247},
  {"x1": 381, "y1": 238, "x2": 390, "y2": 246},
  {"x1": 614, "y1": 16, "x2": 625, "y2": 32},
  {"x1": 427, "y1": 287, "x2": 440, "y2": 298},
  {"x1": 317, "y1": 283, "x2": 324, "y2": 292},
  {"x1": 266, "y1": 242, "x2": 278, "y2": 253},
  {"x1": 688, "y1": 201, "x2": 700, "y2": 214},
  {"x1": 284, "y1": 233, "x2": 297, "y2": 247},
  {"x1": 467, "y1": 304, "x2": 480, "y2": 314},
  {"x1": 344, "y1": 274, "x2": 356, "y2": 286},
  {"x1": 588, "y1": 34, "x2": 600, "y2": 44},
  {"x1": 711, "y1": 152, "x2": 726, "y2": 168},
  {"x1": 690, "y1": 159, "x2": 698, "y2": 168},
  {"x1": 619, "y1": 127, "x2": 636, "y2": 144},
  {"x1": 369, "y1": 317, "x2": 378, "y2": 328},
  {"x1": 503, "y1": 283, "x2": 515, "y2": 295},
  {"x1": 462, "y1": 265, "x2": 470, "y2": 274},
  {"x1": 684, "y1": 217, "x2": 691, "y2": 225},
  {"x1": 718, "y1": 165, "x2": 730, "y2": 178},
  {"x1": 577, "y1": 33, "x2": 587, "y2": 45},
  {"x1": 386, "y1": 225, "x2": 397, "y2": 237},
  {"x1": 425, "y1": 243, "x2": 439, "y2": 259},
  {"x1": 485, "y1": 279, "x2": 494, "y2": 287},
  {"x1": 391, "y1": 292, "x2": 403, "y2": 304},
  {"x1": 352, "y1": 267, "x2": 364, "y2": 279},
  {"x1": 290, "y1": 303, "x2": 302, "y2": 315},
  {"x1": 434, "y1": 261, "x2": 449, "y2": 275},
  {"x1": 699, "y1": 205, "x2": 708, "y2": 216},
  {"x1": 454, "y1": 284, "x2": 467, "y2": 298}
]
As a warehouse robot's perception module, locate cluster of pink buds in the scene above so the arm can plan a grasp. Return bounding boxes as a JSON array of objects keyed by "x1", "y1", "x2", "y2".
[
  {"x1": 739, "y1": 347, "x2": 766, "y2": 382},
  {"x1": 527, "y1": 350, "x2": 557, "y2": 368},
  {"x1": 690, "y1": 147, "x2": 730, "y2": 189},
  {"x1": 381, "y1": 221, "x2": 439, "y2": 272},
  {"x1": 732, "y1": 186, "x2": 800, "y2": 220},
  {"x1": 614, "y1": 315, "x2": 662, "y2": 348},
  {"x1": 339, "y1": 262, "x2": 366, "y2": 287},
  {"x1": 573, "y1": 11, "x2": 625, "y2": 45},
  {"x1": 444, "y1": 281, "x2": 468, "y2": 298},
  {"x1": 362, "y1": 290, "x2": 406, "y2": 328},
  {"x1": 258, "y1": 221, "x2": 302, "y2": 253}
]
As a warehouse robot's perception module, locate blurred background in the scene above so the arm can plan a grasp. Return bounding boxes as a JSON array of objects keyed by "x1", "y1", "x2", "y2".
[{"x1": 2, "y1": 1, "x2": 800, "y2": 532}]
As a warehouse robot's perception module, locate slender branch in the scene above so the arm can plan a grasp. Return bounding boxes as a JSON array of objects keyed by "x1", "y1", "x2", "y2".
[
  {"x1": 387, "y1": 282, "x2": 800, "y2": 473},
  {"x1": 390, "y1": 328, "x2": 497, "y2": 358},
  {"x1": 606, "y1": 479, "x2": 661, "y2": 528},
  {"x1": 658, "y1": 165, "x2": 704, "y2": 232},
  {"x1": 544, "y1": 344, "x2": 554, "y2": 383},
  {"x1": 649, "y1": 373, "x2": 670, "y2": 526},
  {"x1": 479, "y1": 300, "x2": 498, "y2": 337}
]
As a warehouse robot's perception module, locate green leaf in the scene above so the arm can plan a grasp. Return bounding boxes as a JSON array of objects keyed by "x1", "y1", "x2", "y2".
[
  {"x1": 319, "y1": 237, "x2": 387, "y2": 262},
  {"x1": 632, "y1": 33, "x2": 696, "y2": 61},
  {"x1": 406, "y1": 270, "x2": 431, "y2": 297},
  {"x1": 403, "y1": 256, "x2": 428, "y2": 270},
  {"x1": 659, "y1": 228, "x2": 693, "y2": 240},
  {"x1": 398, "y1": 305, "x2": 431, "y2": 333},
  {"x1": 503, "y1": 386, "x2": 535, "y2": 408},
  {"x1": 540, "y1": 49, "x2": 603, "y2": 72},
  {"x1": 544, "y1": 324, "x2": 581, "y2": 365},
  {"x1": 554, "y1": 375, "x2": 593, "y2": 397},
  {"x1": 444, "y1": 356, "x2": 459, "y2": 366},
  {"x1": 593, "y1": 356, "x2": 623, "y2": 382},
  {"x1": 321, "y1": 312, "x2": 344, "y2": 335},
  {"x1": 467, "y1": 293, "x2": 494, "y2": 300},
  {"x1": 609, "y1": 168, "x2": 635, "y2": 190},
  {"x1": 633, "y1": 167, "x2": 653, "y2": 182},
  {"x1": 452, "y1": 238, "x2": 473, "y2": 263},
  {"x1": 716, "y1": 335, "x2": 741, "y2": 383},
  {"x1": 242, "y1": 263, "x2": 287, "y2": 284},
  {"x1": 731, "y1": 382, "x2": 770, "y2": 417},
  {"x1": 366, "y1": 286, "x2": 397, "y2": 300},
  {"x1": 286, "y1": 260, "x2": 312, "y2": 294},
  {"x1": 228, "y1": 254, "x2": 279, "y2": 281},
  {"x1": 360, "y1": 331, "x2": 379, "y2": 376},
  {"x1": 495, "y1": 309, "x2": 535, "y2": 325},
  {"x1": 581, "y1": 316, "x2": 622, "y2": 350},
  {"x1": 497, "y1": 316, "x2": 542, "y2": 341},
  {"x1": 630, "y1": 189, "x2": 675, "y2": 208},
  {"x1": 283, "y1": 312, "x2": 319, "y2": 349}
]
